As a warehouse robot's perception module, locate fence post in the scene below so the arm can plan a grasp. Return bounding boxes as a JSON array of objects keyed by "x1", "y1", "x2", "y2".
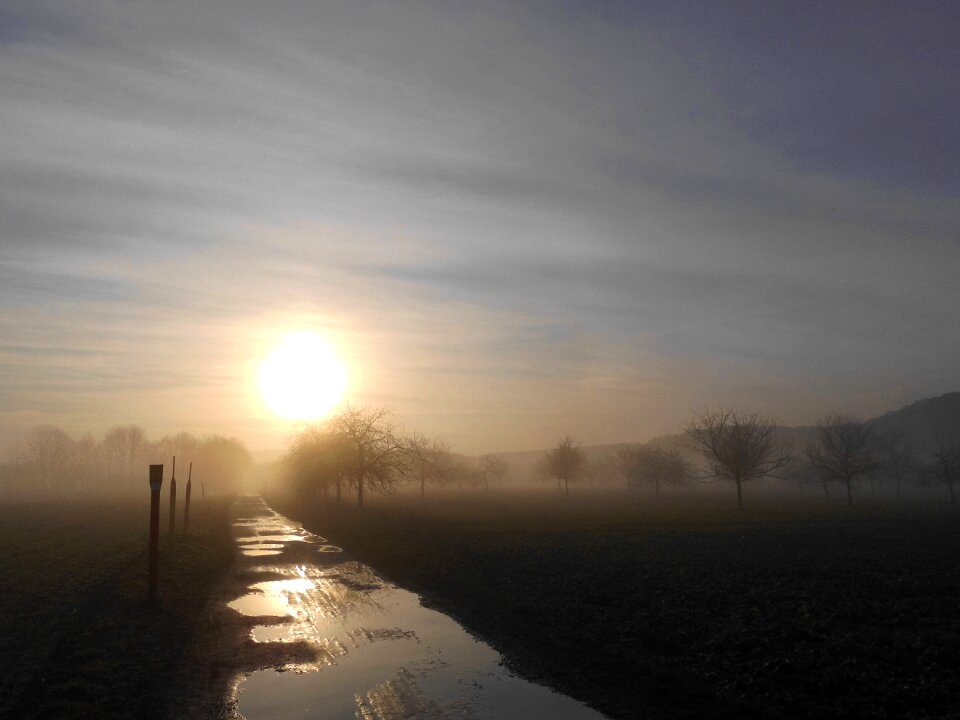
[
  {"x1": 169, "y1": 455, "x2": 177, "y2": 536},
  {"x1": 183, "y1": 462, "x2": 193, "y2": 534},
  {"x1": 148, "y1": 464, "x2": 163, "y2": 604}
]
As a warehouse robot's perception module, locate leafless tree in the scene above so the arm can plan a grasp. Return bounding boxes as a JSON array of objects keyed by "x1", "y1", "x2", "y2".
[
  {"x1": 685, "y1": 409, "x2": 791, "y2": 510},
  {"x1": 22, "y1": 425, "x2": 74, "y2": 494},
  {"x1": 479, "y1": 454, "x2": 509, "y2": 491},
  {"x1": 102, "y1": 425, "x2": 147, "y2": 490},
  {"x1": 929, "y1": 437, "x2": 960, "y2": 505},
  {"x1": 329, "y1": 406, "x2": 406, "y2": 508},
  {"x1": 544, "y1": 436, "x2": 587, "y2": 498},
  {"x1": 286, "y1": 425, "x2": 351, "y2": 502},
  {"x1": 404, "y1": 434, "x2": 452, "y2": 499},
  {"x1": 806, "y1": 414, "x2": 877, "y2": 507},
  {"x1": 615, "y1": 444, "x2": 689, "y2": 498},
  {"x1": 877, "y1": 431, "x2": 916, "y2": 499}
]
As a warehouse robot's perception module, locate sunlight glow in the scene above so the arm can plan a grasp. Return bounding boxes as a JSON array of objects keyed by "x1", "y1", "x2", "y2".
[{"x1": 259, "y1": 331, "x2": 348, "y2": 421}]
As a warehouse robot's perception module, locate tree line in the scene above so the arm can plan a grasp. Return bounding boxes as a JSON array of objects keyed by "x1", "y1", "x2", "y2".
[
  {"x1": 538, "y1": 410, "x2": 960, "y2": 509},
  {"x1": 0, "y1": 425, "x2": 253, "y2": 499},
  {"x1": 283, "y1": 405, "x2": 959, "y2": 510},
  {"x1": 284, "y1": 407, "x2": 510, "y2": 507}
]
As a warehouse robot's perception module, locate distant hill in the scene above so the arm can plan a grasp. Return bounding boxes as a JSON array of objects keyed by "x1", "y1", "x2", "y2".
[
  {"x1": 867, "y1": 392, "x2": 960, "y2": 451},
  {"x1": 481, "y1": 391, "x2": 960, "y2": 484}
]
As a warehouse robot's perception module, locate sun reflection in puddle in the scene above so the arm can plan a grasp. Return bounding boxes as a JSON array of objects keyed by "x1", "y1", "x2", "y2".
[
  {"x1": 239, "y1": 543, "x2": 286, "y2": 550},
  {"x1": 231, "y1": 497, "x2": 609, "y2": 720},
  {"x1": 228, "y1": 591, "x2": 292, "y2": 618},
  {"x1": 236, "y1": 534, "x2": 307, "y2": 544}
]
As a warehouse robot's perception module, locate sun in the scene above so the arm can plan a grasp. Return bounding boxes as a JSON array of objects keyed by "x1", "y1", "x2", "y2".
[{"x1": 259, "y1": 331, "x2": 348, "y2": 420}]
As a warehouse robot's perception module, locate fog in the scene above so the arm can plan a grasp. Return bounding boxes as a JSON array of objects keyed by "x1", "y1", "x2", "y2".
[{"x1": 0, "y1": 424, "x2": 254, "y2": 500}]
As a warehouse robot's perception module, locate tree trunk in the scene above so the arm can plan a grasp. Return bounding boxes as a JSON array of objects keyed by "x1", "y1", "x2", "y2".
[
  {"x1": 336, "y1": 477, "x2": 341, "y2": 504},
  {"x1": 736, "y1": 478, "x2": 743, "y2": 510},
  {"x1": 564, "y1": 477, "x2": 569, "y2": 498},
  {"x1": 822, "y1": 480, "x2": 830, "y2": 500},
  {"x1": 421, "y1": 476, "x2": 425, "y2": 500},
  {"x1": 845, "y1": 478, "x2": 853, "y2": 507},
  {"x1": 357, "y1": 475, "x2": 364, "y2": 508},
  {"x1": 655, "y1": 478, "x2": 660, "y2": 500}
]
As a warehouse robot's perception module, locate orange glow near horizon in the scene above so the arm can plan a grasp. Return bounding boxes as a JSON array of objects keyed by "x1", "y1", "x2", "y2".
[{"x1": 258, "y1": 331, "x2": 348, "y2": 421}]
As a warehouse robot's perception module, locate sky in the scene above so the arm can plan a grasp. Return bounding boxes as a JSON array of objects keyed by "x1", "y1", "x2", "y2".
[{"x1": 2, "y1": 0, "x2": 958, "y2": 458}]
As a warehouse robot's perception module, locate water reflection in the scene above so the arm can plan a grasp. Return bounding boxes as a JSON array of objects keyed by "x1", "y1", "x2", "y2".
[{"x1": 228, "y1": 497, "x2": 606, "y2": 720}]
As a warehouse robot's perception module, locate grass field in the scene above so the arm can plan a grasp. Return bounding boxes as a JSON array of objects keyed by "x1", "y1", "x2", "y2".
[
  {"x1": 0, "y1": 496, "x2": 234, "y2": 720},
  {"x1": 274, "y1": 490, "x2": 960, "y2": 720}
]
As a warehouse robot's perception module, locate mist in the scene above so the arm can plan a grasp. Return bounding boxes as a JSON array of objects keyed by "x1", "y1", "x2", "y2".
[{"x1": 4, "y1": 2, "x2": 960, "y2": 718}]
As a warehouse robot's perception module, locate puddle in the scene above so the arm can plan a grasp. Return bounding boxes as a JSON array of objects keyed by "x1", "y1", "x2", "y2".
[
  {"x1": 236, "y1": 534, "x2": 307, "y2": 543},
  {"x1": 229, "y1": 497, "x2": 607, "y2": 719},
  {"x1": 228, "y1": 591, "x2": 292, "y2": 618}
]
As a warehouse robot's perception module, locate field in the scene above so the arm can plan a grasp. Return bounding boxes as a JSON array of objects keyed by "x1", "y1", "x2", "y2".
[
  {"x1": 274, "y1": 490, "x2": 960, "y2": 720},
  {"x1": 0, "y1": 497, "x2": 234, "y2": 720}
]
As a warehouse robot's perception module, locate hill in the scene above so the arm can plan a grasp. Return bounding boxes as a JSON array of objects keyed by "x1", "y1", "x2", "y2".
[
  {"x1": 481, "y1": 391, "x2": 960, "y2": 485},
  {"x1": 867, "y1": 391, "x2": 960, "y2": 451}
]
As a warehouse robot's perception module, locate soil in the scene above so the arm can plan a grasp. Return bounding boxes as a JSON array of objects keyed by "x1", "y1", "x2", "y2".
[
  {"x1": 272, "y1": 491, "x2": 960, "y2": 720},
  {"x1": 0, "y1": 497, "x2": 235, "y2": 720}
]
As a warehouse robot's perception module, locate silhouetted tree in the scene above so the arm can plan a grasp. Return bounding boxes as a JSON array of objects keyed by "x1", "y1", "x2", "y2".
[
  {"x1": 479, "y1": 454, "x2": 509, "y2": 491},
  {"x1": 615, "y1": 444, "x2": 689, "y2": 498},
  {"x1": 586, "y1": 453, "x2": 618, "y2": 487},
  {"x1": 330, "y1": 406, "x2": 406, "y2": 508},
  {"x1": 685, "y1": 409, "x2": 791, "y2": 510},
  {"x1": 544, "y1": 436, "x2": 587, "y2": 497},
  {"x1": 196, "y1": 435, "x2": 253, "y2": 494},
  {"x1": 405, "y1": 434, "x2": 452, "y2": 499},
  {"x1": 807, "y1": 414, "x2": 877, "y2": 507},
  {"x1": 22, "y1": 425, "x2": 74, "y2": 493},
  {"x1": 286, "y1": 426, "x2": 351, "y2": 502},
  {"x1": 878, "y1": 431, "x2": 916, "y2": 498},
  {"x1": 929, "y1": 437, "x2": 960, "y2": 504},
  {"x1": 102, "y1": 425, "x2": 147, "y2": 491}
]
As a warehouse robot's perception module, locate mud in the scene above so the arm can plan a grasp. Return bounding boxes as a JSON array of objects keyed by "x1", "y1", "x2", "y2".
[{"x1": 210, "y1": 496, "x2": 607, "y2": 720}]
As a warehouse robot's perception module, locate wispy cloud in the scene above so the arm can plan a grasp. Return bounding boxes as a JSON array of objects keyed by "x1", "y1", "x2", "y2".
[{"x1": 2, "y1": 1, "x2": 958, "y2": 454}]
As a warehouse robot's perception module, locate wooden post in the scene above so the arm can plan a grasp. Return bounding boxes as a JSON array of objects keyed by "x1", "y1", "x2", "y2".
[
  {"x1": 183, "y1": 462, "x2": 193, "y2": 534},
  {"x1": 169, "y1": 455, "x2": 177, "y2": 535},
  {"x1": 148, "y1": 464, "x2": 163, "y2": 604}
]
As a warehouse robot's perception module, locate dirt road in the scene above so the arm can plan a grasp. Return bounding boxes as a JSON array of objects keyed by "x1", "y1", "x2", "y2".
[{"x1": 223, "y1": 496, "x2": 606, "y2": 719}]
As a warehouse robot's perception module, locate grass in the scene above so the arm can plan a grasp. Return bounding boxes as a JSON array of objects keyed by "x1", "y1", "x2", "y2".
[
  {"x1": 0, "y1": 496, "x2": 235, "y2": 720},
  {"x1": 274, "y1": 489, "x2": 960, "y2": 720}
]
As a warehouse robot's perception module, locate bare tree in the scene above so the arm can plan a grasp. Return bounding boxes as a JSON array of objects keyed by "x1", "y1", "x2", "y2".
[
  {"x1": 929, "y1": 437, "x2": 960, "y2": 505},
  {"x1": 196, "y1": 435, "x2": 254, "y2": 494},
  {"x1": 286, "y1": 425, "x2": 351, "y2": 502},
  {"x1": 23, "y1": 425, "x2": 75, "y2": 494},
  {"x1": 330, "y1": 406, "x2": 406, "y2": 508},
  {"x1": 405, "y1": 434, "x2": 452, "y2": 499},
  {"x1": 685, "y1": 409, "x2": 791, "y2": 510},
  {"x1": 479, "y1": 454, "x2": 509, "y2": 491},
  {"x1": 544, "y1": 436, "x2": 587, "y2": 498},
  {"x1": 615, "y1": 444, "x2": 689, "y2": 498},
  {"x1": 807, "y1": 414, "x2": 877, "y2": 507},
  {"x1": 102, "y1": 425, "x2": 147, "y2": 491},
  {"x1": 878, "y1": 431, "x2": 916, "y2": 499}
]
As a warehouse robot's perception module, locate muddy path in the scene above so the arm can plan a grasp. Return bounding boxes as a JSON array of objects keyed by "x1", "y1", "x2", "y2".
[{"x1": 207, "y1": 496, "x2": 607, "y2": 720}]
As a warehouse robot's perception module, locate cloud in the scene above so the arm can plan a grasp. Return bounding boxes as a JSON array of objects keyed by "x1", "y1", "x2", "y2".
[{"x1": 1, "y1": 0, "x2": 958, "y2": 454}]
